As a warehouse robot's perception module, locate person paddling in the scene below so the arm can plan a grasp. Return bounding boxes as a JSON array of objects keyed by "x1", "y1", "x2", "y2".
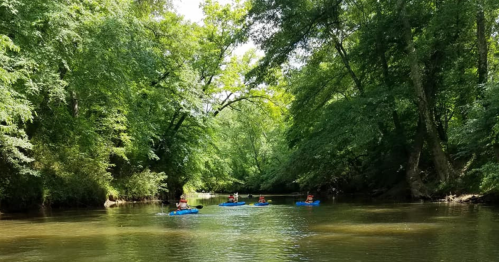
[
  {"x1": 304, "y1": 194, "x2": 314, "y2": 204},
  {"x1": 258, "y1": 195, "x2": 266, "y2": 203},
  {"x1": 176, "y1": 195, "x2": 190, "y2": 210},
  {"x1": 228, "y1": 194, "x2": 235, "y2": 203}
]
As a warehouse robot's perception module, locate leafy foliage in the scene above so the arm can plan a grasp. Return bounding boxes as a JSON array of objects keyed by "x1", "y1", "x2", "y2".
[
  {"x1": 2, "y1": 0, "x2": 499, "y2": 210},
  {"x1": 0, "y1": 0, "x2": 288, "y2": 210},
  {"x1": 247, "y1": 0, "x2": 499, "y2": 197}
]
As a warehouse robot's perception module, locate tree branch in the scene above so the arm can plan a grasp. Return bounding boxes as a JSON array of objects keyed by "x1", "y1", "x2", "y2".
[
  {"x1": 151, "y1": 71, "x2": 170, "y2": 87},
  {"x1": 213, "y1": 95, "x2": 268, "y2": 116}
]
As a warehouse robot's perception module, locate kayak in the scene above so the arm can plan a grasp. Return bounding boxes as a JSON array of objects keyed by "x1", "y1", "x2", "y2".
[
  {"x1": 296, "y1": 200, "x2": 320, "y2": 206},
  {"x1": 254, "y1": 202, "x2": 269, "y2": 206},
  {"x1": 169, "y1": 208, "x2": 199, "y2": 216},
  {"x1": 219, "y1": 202, "x2": 246, "y2": 206}
]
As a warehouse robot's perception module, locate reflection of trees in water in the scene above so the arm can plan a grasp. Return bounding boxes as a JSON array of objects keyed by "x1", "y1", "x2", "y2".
[{"x1": 1, "y1": 199, "x2": 499, "y2": 261}]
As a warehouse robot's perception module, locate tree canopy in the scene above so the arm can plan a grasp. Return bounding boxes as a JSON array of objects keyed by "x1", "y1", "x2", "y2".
[
  {"x1": 1, "y1": 0, "x2": 499, "y2": 210},
  {"x1": 247, "y1": 0, "x2": 499, "y2": 198}
]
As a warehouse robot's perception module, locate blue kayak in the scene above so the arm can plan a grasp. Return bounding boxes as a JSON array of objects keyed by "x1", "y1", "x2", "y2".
[
  {"x1": 254, "y1": 202, "x2": 269, "y2": 206},
  {"x1": 219, "y1": 202, "x2": 246, "y2": 206},
  {"x1": 169, "y1": 208, "x2": 199, "y2": 216},
  {"x1": 296, "y1": 200, "x2": 320, "y2": 206}
]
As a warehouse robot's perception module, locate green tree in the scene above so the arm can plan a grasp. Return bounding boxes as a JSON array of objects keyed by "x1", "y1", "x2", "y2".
[{"x1": 247, "y1": 0, "x2": 499, "y2": 198}]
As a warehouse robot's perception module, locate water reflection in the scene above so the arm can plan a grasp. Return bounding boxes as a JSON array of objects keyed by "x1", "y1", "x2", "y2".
[
  {"x1": 1, "y1": 196, "x2": 499, "y2": 262},
  {"x1": 311, "y1": 222, "x2": 438, "y2": 235}
]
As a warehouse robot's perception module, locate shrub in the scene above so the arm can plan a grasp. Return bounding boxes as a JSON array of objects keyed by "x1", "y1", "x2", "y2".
[{"x1": 115, "y1": 169, "x2": 167, "y2": 200}]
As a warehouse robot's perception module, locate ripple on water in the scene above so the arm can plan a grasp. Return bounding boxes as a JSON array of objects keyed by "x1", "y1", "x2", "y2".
[
  {"x1": 1, "y1": 197, "x2": 499, "y2": 262},
  {"x1": 310, "y1": 222, "x2": 439, "y2": 236}
]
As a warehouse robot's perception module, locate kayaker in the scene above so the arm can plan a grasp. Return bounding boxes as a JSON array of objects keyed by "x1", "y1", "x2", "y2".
[
  {"x1": 176, "y1": 195, "x2": 190, "y2": 210},
  {"x1": 304, "y1": 194, "x2": 314, "y2": 204},
  {"x1": 228, "y1": 194, "x2": 235, "y2": 203},
  {"x1": 258, "y1": 195, "x2": 266, "y2": 203}
]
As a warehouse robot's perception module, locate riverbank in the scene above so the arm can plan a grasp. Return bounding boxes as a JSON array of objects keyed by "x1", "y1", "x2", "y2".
[
  {"x1": 438, "y1": 194, "x2": 484, "y2": 204},
  {"x1": 437, "y1": 193, "x2": 499, "y2": 204},
  {"x1": 3, "y1": 190, "x2": 497, "y2": 214}
]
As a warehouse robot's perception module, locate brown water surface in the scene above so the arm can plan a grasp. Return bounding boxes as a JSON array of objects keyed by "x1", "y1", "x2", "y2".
[{"x1": 1, "y1": 196, "x2": 498, "y2": 261}]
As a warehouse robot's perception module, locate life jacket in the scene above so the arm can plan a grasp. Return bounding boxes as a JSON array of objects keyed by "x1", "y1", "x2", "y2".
[
  {"x1": 180, "y1": 199, "x2": 187, "y2": 203},
  {"x1": 229, "y1": 196, "x2": 234, "y2": 199}
]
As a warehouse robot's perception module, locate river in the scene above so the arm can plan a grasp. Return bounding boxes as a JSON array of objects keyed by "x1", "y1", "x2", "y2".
[{"x1": 1, "y1": 195, "x2": 498, "y2": 261}]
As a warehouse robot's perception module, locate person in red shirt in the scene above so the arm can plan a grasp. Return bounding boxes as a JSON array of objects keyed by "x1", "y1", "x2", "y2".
[
  {"x1": 305, "y1": 194, "x2": 314, "y2": 203},
  {"x1": 228, "y1": 194, "x2": 235, "y2": 203},
  {"x1": 258, "y1": 195, "x2": 266, "y2": 203},
  {"x1": 176, "y1": 195, "x2": 190, "y2": 210}
]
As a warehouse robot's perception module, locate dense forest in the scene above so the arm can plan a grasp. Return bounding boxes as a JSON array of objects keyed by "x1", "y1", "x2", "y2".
[{"x1": 1, "y1": 0, "x2": 499, "y2": 211}]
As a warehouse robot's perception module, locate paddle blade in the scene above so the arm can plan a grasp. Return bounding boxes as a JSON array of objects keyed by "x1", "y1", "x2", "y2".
[{"x1": 195, "y1": 205, "x2": 203, "y2": 209}]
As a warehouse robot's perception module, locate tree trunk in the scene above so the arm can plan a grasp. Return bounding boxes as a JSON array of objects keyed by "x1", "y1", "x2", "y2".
[
  {"x1": 167, "y1": 178, "x2": 184, "y2": 200},
  {"x1": 398, "y1": 0, "x2": 455, "y2": 182},
  {"x1": 171, "y1": 112, "x2": 188, "y2": 137},
  {"x1": 72, "y1": 91, "x2": 79, "y2": 118},
  {"x1": 406, "y1": 120, "x2": 429, "y2": 199},
  {"x1": 332, "y1": 36, "x2": 364, "y2": 95},
  {"x1": 477, "y1": 0, "x2": 488, "y2": 86},
  {"x1": 248, "y1": 131, "x2": 263, "y2": 175},
  {"x1": 374, "y1": 8, "x2": 408, "y2": 154},
  {"x1": 476, "y1": 0, "x2": 498, "y2": 161},
  {"x1": 494, "y1": 143, "x2": 499, "y2": 162}
]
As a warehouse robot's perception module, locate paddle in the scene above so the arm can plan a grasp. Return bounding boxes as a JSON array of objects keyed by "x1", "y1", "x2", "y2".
[
  {"x1": 162, "y1": 200, "x2": 203, "y2": 209},
  {"x1": 178, "y1": 205, "x2": 203, "y2": 209}
]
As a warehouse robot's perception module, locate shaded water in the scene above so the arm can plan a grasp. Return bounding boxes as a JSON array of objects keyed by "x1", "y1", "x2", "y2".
[{"x1": 1, "y1": 196, "x2": 499, "y2": 261}]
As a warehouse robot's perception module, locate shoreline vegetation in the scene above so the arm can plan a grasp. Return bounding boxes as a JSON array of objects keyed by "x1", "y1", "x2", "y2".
[
  {"x1": 2, "y1": 0, "x2": 499, "y2": 213},
  {"x1": 6, "y1": 192, "x2": 499, "y2": 214},
  {"x1": 103, "y1": 192, "x2": 499, "y2": 208}
]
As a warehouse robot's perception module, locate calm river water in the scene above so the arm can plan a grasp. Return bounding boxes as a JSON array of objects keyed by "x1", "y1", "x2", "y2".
[{"x1": 1, "y1": 196, "x2": 499, "y2": 261}]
